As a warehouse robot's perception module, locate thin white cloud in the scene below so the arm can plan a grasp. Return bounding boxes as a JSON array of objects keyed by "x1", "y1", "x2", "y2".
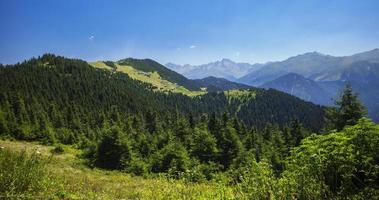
[
  {"x1": 189, "y1": 45, "x2": 196, "y2": 49},
  {"x1": 177, "y1": 47, "x2": 181, "y2": 51},
  {"x1": 89, "y1": 35, "x2": 95, "y2": 41},
  {"x1": 234, "y1": 51, "x2": 240, "y2": 57}
]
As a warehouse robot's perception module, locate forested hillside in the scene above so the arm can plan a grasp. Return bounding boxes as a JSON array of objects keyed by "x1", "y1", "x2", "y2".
[
  {"x1": 2, "y1": 54, "x2": 378, "y2": 199},
  {"x1": 0, "y1": 54, "x2": 324, "y2": 166},
  {"x1": 194, "y1": 76, "x2": 252, "y2": 91}
]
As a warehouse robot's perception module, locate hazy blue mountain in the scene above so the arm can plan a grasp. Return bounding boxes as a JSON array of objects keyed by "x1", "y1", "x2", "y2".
[
  {"x1": 260, "y1": 61, "x2": 379, "y2": 122},
  {"x1": 194, "y1": 76, "x2": 252, "y2": 92},
  {"x1": 165, "y1": 63, "x2": 197, "y2": 74},
  {"x1": 240, "y1": 49, "x2": 379, "y2": 86},
  {"x1": 239, "y1": 52, "x2": 341, "y2": 86},
  {"x1": 236, "y1": 49, "x2": 379, "y2": 121},
  {"x1": 341, "y1": 61, "x2": 379, "y2": 121},
  {"x1": 310, "y1": 49, "x2": 379, "y2": 81},
  {"x1": 261, "y1": 73, "x2": 333, "y2": 105},
  {"x1": 166, "y1": 59, "x2": 263, "y2": 80},
  {"x1": 346, "y1": 48, "x2": 379, "y2": 63},
  {"x1": 166, "y1": 49, "x2": 379, "y2": 121}
]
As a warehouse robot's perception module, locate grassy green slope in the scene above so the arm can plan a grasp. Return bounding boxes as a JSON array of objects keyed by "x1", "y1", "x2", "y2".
[
  {"x1": 89, "y1": 60, "x2": 205, "y2": 96},
  {"x1": 0, "y1": 140, "x2": 235, "y2": 200},
  {"x1": 117, "y1": 58, "x2": 201, "y2": 91}
]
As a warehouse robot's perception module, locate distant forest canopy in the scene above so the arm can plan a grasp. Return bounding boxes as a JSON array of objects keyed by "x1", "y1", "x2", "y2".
[
  {"x1": 0, "y1": 53, "x2": 324, "y2": 167},
  {"x1": 0, "y1": 54, "x2": 378, "y2": 199},
  {"x1": 0, "y1": 54, "x2": 324, "y2": 133}
]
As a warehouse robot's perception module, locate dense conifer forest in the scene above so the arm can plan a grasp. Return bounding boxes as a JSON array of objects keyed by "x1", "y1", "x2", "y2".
[{"x1": 1, "y1": 54, "x2": 378, "y2": 199}]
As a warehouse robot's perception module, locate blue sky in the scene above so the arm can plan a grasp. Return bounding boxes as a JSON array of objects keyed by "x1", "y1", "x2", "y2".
[{"x1": 1, "y1": 0, "x2": 379, "y2": 65}]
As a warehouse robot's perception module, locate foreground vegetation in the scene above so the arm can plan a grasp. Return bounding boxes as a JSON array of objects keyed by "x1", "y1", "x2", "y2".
[
  {"x1": 1, "y1": 117, "x2": 378, "y2": 199},
  {"x1": 0, "y1": 140, "x2": 235, "y2": 199}
]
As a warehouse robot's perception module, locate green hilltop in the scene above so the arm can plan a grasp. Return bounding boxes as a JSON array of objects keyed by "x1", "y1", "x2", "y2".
[{"x1": 89, "y1": 60, "x2": 206, "y2": 97}]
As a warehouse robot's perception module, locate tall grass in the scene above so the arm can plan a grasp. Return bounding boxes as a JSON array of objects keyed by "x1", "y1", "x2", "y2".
[{"x1": 0, "y1": 148, "x2": 47, "y2": 198}]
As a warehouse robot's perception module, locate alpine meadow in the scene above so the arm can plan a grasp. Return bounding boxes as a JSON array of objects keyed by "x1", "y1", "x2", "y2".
[{"x1": 1, "y1": 1, "x2": 379, "y2": 199}]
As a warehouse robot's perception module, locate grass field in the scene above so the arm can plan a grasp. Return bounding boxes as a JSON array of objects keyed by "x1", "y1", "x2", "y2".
[
  {"x1": 89, "y1": 61, "x2": 114, "y2": 70},
  {"x1": 0, "y1": 140, "x2": 236, "y2": 200},
  {"x1": 89, "y1": 61, "x2": 206, "y2": 97}
]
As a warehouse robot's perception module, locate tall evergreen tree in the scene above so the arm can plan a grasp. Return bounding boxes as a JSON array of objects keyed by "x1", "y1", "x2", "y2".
[
  {"x1": 217, "y1": 124, "x2": 244, "y2": 169},
  {"x1": 191, "y1": 127, "x2": 218, "y2": 162},
  {"x1": 326, "y1": 83, "x2": 366, "y2": 131},
  {"x1": 145, "y1": 110, "x2": 158, "y2": 134},
  {"x1": 95, "y1": 126, "x2": 132, "y2": 170},
  {"x1": 290, "y1": 119, "x2": 304, "y2": 146}
]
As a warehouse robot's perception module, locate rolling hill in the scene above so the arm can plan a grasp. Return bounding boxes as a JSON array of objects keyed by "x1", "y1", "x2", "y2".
[
  {"x1": 118, "y1": 58, "x2": 201, "y2": 91},
  {"x1": 89, "y1": 60, "x2": 205, "y2": 97},
  {"x1": 0, "y1": 54, "x2": 325, "y2": 133}
]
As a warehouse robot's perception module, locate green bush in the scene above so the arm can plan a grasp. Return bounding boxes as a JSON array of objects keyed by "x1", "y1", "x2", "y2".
[
  {"x1": 231, "y1": 118, "x2": 379, "y2": 199},
  {"x1": 151, "y1": 142, "x2": 190, "y2": 176},
  {"x1": 52, "y1": 144, "x2": 64, "y2": 154},
  {"x1": 235, "y1": 160, "x2": 277, "y2": 200},
  {"x1": 125, "y1": 157, "x2": 148, "y2": 176},
  {"x1": 0, "y1": 149, "x2": 47, "y2": 198},
  {"x1": 283, "y1": 118, "x2": 379, "y2": 199},
  {"x1": 95, "y1": 126, "x2": 132, "y2": 170}
]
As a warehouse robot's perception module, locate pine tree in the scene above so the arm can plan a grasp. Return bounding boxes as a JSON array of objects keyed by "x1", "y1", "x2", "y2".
[
  {"x1": 173, "y1": 117, "x2": 192, "y2": 149},
  {"x1": 0, "y1": 108, "x2": 9, "y2": 136},
  {"x1": 145, "y1": 110, "x2": 158, "y2": 134},
  {"x1": 191, "y1": 127, "x2": 218, "y2": 162},
  {"x1": 327, "y1": 83, "x2": 366, "y2": 131},
  {"x1": 218, "y1": 124, "x2": 244, "y2": 169},
  {"x1": 208, "y1": 112, "x2": 222, "y2": 143},
  {"x1": 13, "y1": 96, "x2": 29, "y2": 125},
  {"x1": 290, "y1": 119, "x2": 304, "y2": 146},
  {"x1": 188, "y1": 113, "x2": 195, "y2": 129},
  {"x1": 95, "y1": 126, "x2": 132, "y2": 169}
]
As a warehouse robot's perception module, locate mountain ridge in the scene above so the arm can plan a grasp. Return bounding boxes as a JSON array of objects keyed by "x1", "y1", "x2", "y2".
[
  {"x1": 261, "y1": 73, "x2": 333, "y2": 105},
  {"x1": 166, "y1": 49, "x2": 379, "y2": 121},
  {"x1": 166, "y1": 58, "x2": 263, "y2": 81}
]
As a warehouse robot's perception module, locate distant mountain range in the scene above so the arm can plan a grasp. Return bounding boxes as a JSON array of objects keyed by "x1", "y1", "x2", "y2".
[
  {"x1": 166, "y1": 59, "x2": 263, "y2": 81},
  {"x1": 167, "y1": 49, "x2": 379, "y2": 122},
  {"x1": 239, "y1": 49, "x2": 379, "y2": 85}
]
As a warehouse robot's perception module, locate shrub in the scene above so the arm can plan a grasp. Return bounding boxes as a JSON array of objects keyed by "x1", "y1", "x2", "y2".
[
  {"x1": 0, "y1": 148, "x2": 47, "y2": 198},
  {"x1": 235, "y1": 160, "x2": 277, "y2": 200},
  {"x1": 125, "y1": 157, "x2": 148, "y2": 176},
  {"x1": 95, "y1": 126, "x2": 132, "y2": 170},
  {"x1": 55, "y1": 128, "x2": 76, "y2": 144},
  {"x1": 52, "y1": 144, "x2": 64, "y2": 154},
  {"x1": 284, "y1": 118, "x2": 379, "y2": 199},
  {"x1": 151, "y1": 142, "x2": 190, "y2": 176}
]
